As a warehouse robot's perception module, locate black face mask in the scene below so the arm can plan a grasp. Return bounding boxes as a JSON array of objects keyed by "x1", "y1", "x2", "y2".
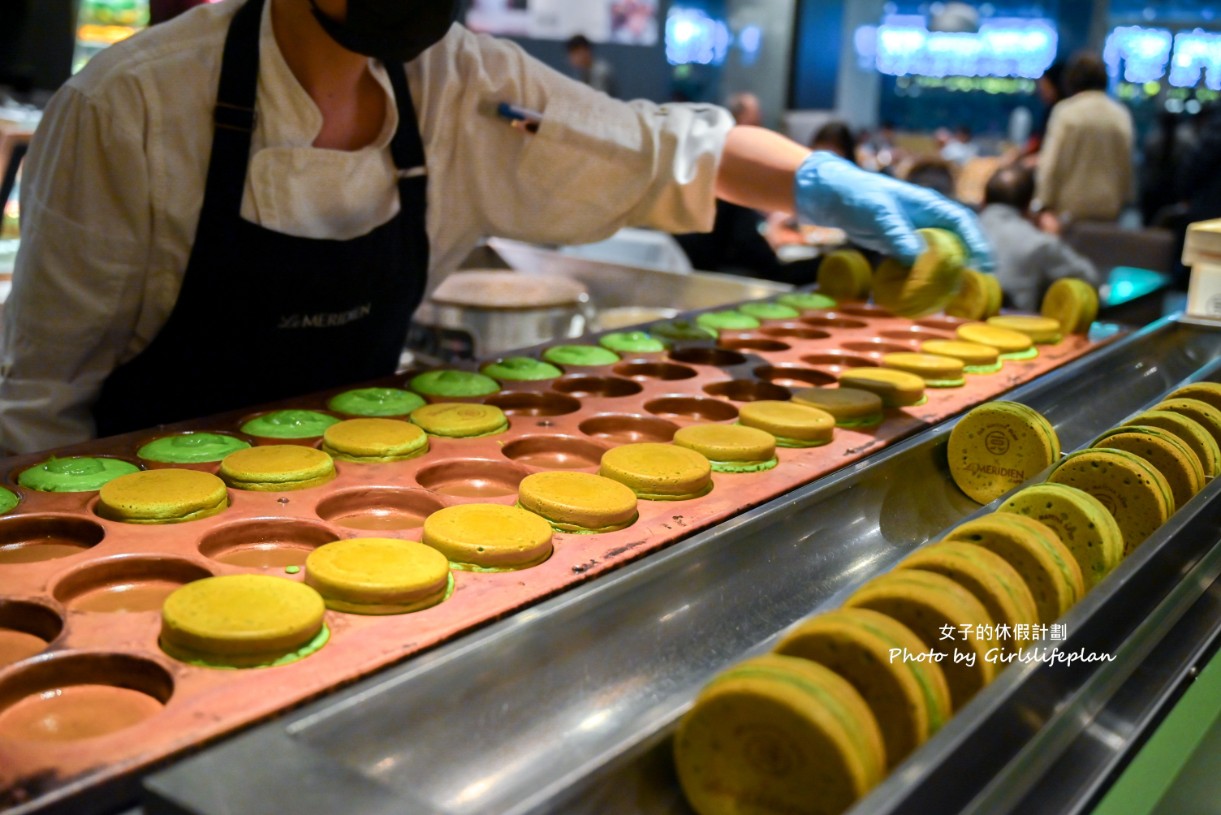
[{"x1": 308, "y1": 0, "x2": 459, "y2": 63}]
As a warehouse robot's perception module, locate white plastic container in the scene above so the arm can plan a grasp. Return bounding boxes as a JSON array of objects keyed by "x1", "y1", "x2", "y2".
[{"x1": 1185, "y1": 219, "x2": 1221, "y2": 319}]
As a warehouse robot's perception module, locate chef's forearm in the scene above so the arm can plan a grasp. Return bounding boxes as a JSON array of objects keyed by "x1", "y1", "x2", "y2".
[{"x1": 715, "y1": 125, "x2": 811, "y2": 216}]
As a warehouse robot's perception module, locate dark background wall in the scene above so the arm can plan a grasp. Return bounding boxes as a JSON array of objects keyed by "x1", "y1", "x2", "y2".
[
  {"x1": 789, "y1": 0, "x2": 841, "y2": 110},
  {"x1": 0, "y1": 0, "x2": 77, "y2": 96}
]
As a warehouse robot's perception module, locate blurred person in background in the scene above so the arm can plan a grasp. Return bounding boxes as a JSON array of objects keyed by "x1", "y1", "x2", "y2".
[
  {"x1": 1140, "y1": 110, "x2": 1197, "y2": 227},
  {"x1": 1035, "y1": 52, "x2": 1133, "y2": 224},
  {"x1": 938, "y1": 125, "x2": 978, "y2": 165},
  {"x1": 810, "y1": 120, "x2": 856, "y2": 164},
  {"x1": 980, "y1": 164, "x2": 1099, "y2": 311},
  {"x1": 565, "y1": 34, "x2": 618, "y2": 98},
  {"x1": 1024, "y1": 61, "x2": 1065, "y2": 158},
  {"x1": 726, "y1": 92, "x2": 762, "y2": 128},
  {"x1": 904, "y1": 157, "x2": 957, "y2": 200},
  {"x1": 1168, "y1": 103, "x2": 1221, "y2": 286}
]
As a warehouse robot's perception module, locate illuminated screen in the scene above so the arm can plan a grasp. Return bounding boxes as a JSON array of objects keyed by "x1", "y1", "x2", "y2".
[
  {"x1": 856, "y1": 14, "x2": 1058, "y2": 80},
  {"x1": 1104, "y1": 25, "x2": 1221, "y2": 93},
  {"x1": 465, "y1": 0, "x2": 659, "y2": 45},
  {"x1": 664, "y1": 6, "x2": 763, "y2": 67}
]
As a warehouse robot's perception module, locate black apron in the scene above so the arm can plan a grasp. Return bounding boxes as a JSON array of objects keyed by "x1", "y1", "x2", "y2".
[{"x1": 93, "y1": 0, "x2": 428, "y2": 437}]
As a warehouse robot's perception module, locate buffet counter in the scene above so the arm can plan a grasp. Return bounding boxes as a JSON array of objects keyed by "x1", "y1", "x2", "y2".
[{"x1": 0, "y1": 263, "x2": 1217, "y2": 814}]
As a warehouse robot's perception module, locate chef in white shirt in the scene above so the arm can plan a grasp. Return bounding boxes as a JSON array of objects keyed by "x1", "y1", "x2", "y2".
[{"x1": 0, "y1": 0, "x2": 993, "y2": 454}]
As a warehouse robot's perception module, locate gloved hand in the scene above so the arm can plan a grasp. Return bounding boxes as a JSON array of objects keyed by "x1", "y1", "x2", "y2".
[{"x1": 795, "y1": 151, "x2": 995, "y2": 271}]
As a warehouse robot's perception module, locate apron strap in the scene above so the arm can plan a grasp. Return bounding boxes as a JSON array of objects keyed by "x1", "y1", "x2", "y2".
[
  {"x1": 384, "y1": 61, "x2": 428, "y2": 187},
  {"x1": 205, "y1": 0, "x2": 263, "y2": 218}
]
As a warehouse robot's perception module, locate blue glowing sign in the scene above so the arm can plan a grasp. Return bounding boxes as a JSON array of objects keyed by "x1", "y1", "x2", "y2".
[
  {"x1": 665, "y1": 8, "x2": 730, "y2": 66},
  {"x1": 1104, "y1": 26, "x2": 1221, "y2": 91},
  {"x1": 1169, "y1": 29, "x2": 1221, "y2": 91},
  {"x1": 1104, "y1": 26, "x2": 1173, "y2": 83},
  {"x1": 856, "y1": 15, "x2": 1058, "y2": 79},
  {"x1": 664, "y1": 7, "x2": 761, "y2": 67}
]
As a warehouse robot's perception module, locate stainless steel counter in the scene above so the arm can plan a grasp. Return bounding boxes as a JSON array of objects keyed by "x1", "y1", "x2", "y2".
[{"x1": 137, "y1": 317, "x2": 1221, "y2": 815}]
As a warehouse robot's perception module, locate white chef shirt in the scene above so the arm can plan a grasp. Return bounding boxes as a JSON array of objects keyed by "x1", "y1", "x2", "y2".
[{"x1": 0, "y1": 0, "x2": 732, "y2": 454}]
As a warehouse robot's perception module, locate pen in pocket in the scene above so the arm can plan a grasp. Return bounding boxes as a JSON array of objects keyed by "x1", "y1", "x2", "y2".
[{"x1": 496, "y1": 101, "x2": 543, "y2": 134}]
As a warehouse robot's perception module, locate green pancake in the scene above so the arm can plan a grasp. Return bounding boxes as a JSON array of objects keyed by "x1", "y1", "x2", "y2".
[
  {"x1": 138, "y1": 433, "x2": 252, "y2": 464},
  {"x1": 845, "y1": 570, "x2": 998, "y2": 711},
  {"x1": 1122, "y1": 409, "x2": 1221, "y2": 479},
  {"x1": 793, "y1": 387, "x2": 885, "y2": 429},
  {"x1": 675, "y1": 654, "x2": 886, "y2": 815},
  {"x1": 738, "y1": 301, "x2": 800, "y2": 321},
  {"x1": 541, "y1": 344, "x2": 621, "y2": 367},
  {"x1": 480, "y1": 357, "x2": 563, "y2": 382},
  {"x1": 1090, "y1": 425, "x2": 1205, "y2": 511},
  {"x1": 648, "y1": 319, "x2": 716, "y2": 342},
  {"x1": 18, "y1": 457, "x2": 141, "y2": 493},
  {"x1": 1154, "y1": 398, "x2": 1221, "y2": 450},
  {"x1": 945, "y1": 512, "x2": 1085, "y2": 624},
  {"x1": 1002, "y1": 482, "x2": 1125, "y2": 587},
  {"x1": 598, "y1": 331, "x2": 669, "y2": 354},
  {"x1": 947, "y1": 401, "x2": 1060, "y2": 504},
  {"x1": 1046, "y1": 449, "x2": 1173, "y2": 559},
  {"x1": 327, "y1": 387, "x2": 426, "y2": 417},
  {"x1": 0, "y1": 487, "x2": 19, "y2": 515},
  {"x1": 777, "y1": 291, "x2": 837, "y2": 311},
  {"x1": 871, "y1": 228, "x2": 966, "y2": 317},
  {"x1": 673, "y1": 424, "x2": 779, "y2": 474},
  {"x1": 695, "y1": 310, "x2": 762, "y2": 332},
  {"x1": 818, "y1": 249, "x2": 874, "y2": 301},
  {"x1": 409, "y1": 370, "x2": 501, "y2": 398},
  {"x1": 775, "y1": 608, "x2": 953, "y2": 769},
  {"x1": 1168, "y1": 382, "x2": 1221, "y2": 412},
  {"x1": 240, "y1": 410, "x2": 340, "y2": 439}
]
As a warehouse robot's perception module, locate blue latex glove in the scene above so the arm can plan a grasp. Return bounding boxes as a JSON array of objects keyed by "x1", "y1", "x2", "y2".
[{"x1": 795, "y1": 151, "x2": 996, "y2": 272}]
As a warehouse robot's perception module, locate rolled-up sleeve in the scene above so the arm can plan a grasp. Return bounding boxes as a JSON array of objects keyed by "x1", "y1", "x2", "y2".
[
  {"x1": 425, "y1": 28, "x2": 733, "y2": 247},
  {"x1": 0, "y1": 83, "x2": 151, "y2": 454}
]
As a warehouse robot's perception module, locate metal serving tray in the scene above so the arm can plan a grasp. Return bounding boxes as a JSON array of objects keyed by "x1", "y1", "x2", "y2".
[{"x1": 141, "y1": 317, "x2": 1221, "y2": 815}]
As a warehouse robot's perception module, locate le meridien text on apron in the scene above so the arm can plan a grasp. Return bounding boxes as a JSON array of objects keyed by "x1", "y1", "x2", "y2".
[{"x1": 278, "y1": 303, "x2": 374, "y2": 329}]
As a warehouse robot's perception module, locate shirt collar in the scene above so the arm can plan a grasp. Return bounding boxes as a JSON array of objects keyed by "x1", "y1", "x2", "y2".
[{"x1": 258, "y1": 0, "x2": 399, "y2": 150}]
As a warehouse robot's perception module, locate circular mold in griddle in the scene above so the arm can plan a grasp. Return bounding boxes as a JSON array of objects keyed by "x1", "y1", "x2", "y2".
[
  {"x1": 878, "y1": 328, "x2": 953, "y2": 344},
  {"x1": 752, "y1": 366, "x2": 837, "y2": 388},
  {"x1": 799, "y1": 352, "x2": 880, "y2": 370},
  {"x1": 914, "y1": 316, "x2": 971, "y2": 332},
  {"x1": 52, "y1": 556, "x2": 212, "y2": 614},
  {"x1": 838, "y1": 340, "x2": 914, "y2": 356},
  {"x1": 579, "y1": 414, "x2": 680, "y2": 444},
  {"x1": 316, "y1": 488, "x2": 447, "y2": 534},
  {"x1": 759, "y1": 324, "x2": 833, "y2": 341},
  {"x1": 200, "y1": 518, "x2": 342, "y2": 570},
  {"x1": 502, "y1": 436, "x2": 607, "y2": 471},
  {"x1": 667, "y1": 348, "x2": 749, "y2": 367},
  {"x1": 835, "y1": 304, "x2": 895, "y2": 318},
  {"x1": 703, "y1": 380, "x2": 793, "y2": 403},
  {"x1": 483, "y1": 391, "x2": 582, "y2": 417},
  {"x1": 799, "y1": 315, "x2": 869, "y2": 329},
  {"x1": 415, "y1": 459, "x2": 531, "y2": 499},
  {"x1": 644, "y1": 397, "x2": 740, "y2": 422},
  {"x1": 551, "y1": 376, "x2": 644, "y2": 399},
  {"x1": 0, "y1": 652, "x2": 173, "y2": 743},
  {"x1": 0, "y1": 601, "x2": 63, "y2": 670},
  {"x1": 718, "y1": 337, "x2": 792, "y2": 353},
  {"x1": 0, "y1": 516, "x2": 106, "y2": 566},
  {"x1": 612, "y1": 361, "x2": 698, "y2": 382}
]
